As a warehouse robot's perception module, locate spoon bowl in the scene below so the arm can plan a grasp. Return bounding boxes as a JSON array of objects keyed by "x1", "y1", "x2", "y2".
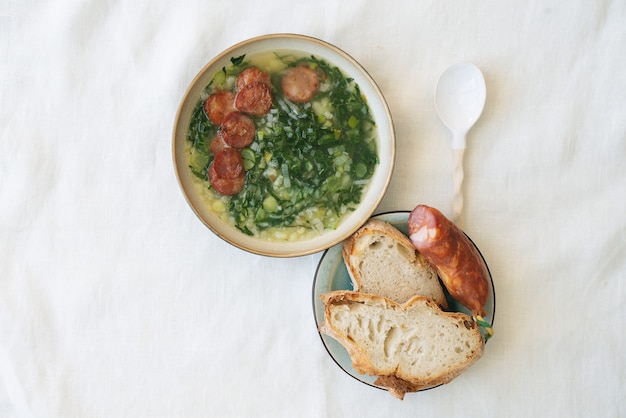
[{"x1": 435, "y1": 63, "x2": 486, "y2": 149}]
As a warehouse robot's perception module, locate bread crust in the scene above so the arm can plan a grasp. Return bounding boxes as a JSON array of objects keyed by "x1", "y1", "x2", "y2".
[
  {"x1": 319, "y1": 291, "x2": 484, "y2": 399},
  {"x1": 342, "y1": 219, "x2": 448, "y2": 308}
]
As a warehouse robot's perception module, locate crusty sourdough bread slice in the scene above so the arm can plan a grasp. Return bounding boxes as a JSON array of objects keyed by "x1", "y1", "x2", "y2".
[
  {"x1": 319, "y1": 291, "x2": 484, "y2": 399},
  {"x1": 342, "y1": 219, "x2": 447, "y2": 307}
]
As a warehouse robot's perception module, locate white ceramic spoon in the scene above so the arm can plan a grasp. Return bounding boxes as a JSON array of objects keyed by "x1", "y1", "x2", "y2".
[{"x1": 434, "y1": 63, "x2": 486, "y2": 220}]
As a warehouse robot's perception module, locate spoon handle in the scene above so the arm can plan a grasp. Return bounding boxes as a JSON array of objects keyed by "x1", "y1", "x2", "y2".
[{"x1": 452, "y1": 148, "x2": 465, "y2": 220}]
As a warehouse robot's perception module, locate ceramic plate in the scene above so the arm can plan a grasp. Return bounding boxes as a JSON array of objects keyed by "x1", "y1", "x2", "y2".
[{"x1": 312, "y1": 210, "x2": 496, "y2": 391}]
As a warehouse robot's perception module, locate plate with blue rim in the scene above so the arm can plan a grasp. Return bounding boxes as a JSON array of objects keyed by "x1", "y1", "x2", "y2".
[{"x1": 312, "y1": 210, "x2": 496, "y2": 392}]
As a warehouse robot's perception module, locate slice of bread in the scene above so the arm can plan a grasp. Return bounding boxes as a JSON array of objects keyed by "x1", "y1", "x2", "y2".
[
  {"x1": 319, "y1": 291, "x2": 484, "y2": 399},
  {"x1": 342, "y1": 219, "x2": 447, "y2": 307}
]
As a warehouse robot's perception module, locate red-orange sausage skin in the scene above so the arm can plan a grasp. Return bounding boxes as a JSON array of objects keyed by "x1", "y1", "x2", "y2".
[
  {"x1": 281, "y1": 65, "x2": 319, "y2": 103},
  {"x1": 235, "y1": 82, "x2": 272, "y2": 116},
  {"x1": 208, "y1": 164, "x2": 245, "y2": 196},
  {"x1": 220, "y1": 112, "x2": 256, "y2": 149},
  {"x1": 212, "y1": 148, "x2": 244, "y2": 180},
  {"x1": 204, "y1": 91, "x2": 236, "y2": 125},
  {"x1": 408, "y1": 205, "x2": 489, "y2": 317},
  {"x1": 236, "y1": 67, "x2": 271, "y2": 91}
]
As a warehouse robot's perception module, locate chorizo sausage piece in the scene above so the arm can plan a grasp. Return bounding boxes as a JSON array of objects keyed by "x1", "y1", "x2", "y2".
[
  {"x1": 407, "y1": 205, "x2": 489, "y2": 317},
  {"x1": 208, "y1": 164, "x2": 245, "y2": 196},
  {"x1": 204, "y1": 91, "x2": 236, "y2": 125},
  {"x1": 209, "y1": 133, "x2": 229, "y2": 156},
  {"x1": 235, "y1": 82, "x2": 273, "y2": 116},
  {"x1": 220, "y1": 111, "x2": 256, "y2": 149},
  {"x1": 212, "y1": 148, "x2": 244, "y2": 179},
  {"x1": 236, "y1": 67, "x2": 271, "y2": 91},
  {"x1": 281, "y1": 65, "x2": 319, "y2": 103}
]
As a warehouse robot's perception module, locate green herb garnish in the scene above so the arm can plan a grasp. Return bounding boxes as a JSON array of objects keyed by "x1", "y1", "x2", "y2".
[
  {"x1": 186, "y1": 53, "x2": 379, "y2": 237},
  {"x1": 475, "y1": 315, "x2": 494, "y2": 342}
]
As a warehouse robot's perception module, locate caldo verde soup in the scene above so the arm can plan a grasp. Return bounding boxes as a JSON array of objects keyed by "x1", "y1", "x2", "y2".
[{"x1": 186, "y1": 51, "x2": 379, "y2": 241}]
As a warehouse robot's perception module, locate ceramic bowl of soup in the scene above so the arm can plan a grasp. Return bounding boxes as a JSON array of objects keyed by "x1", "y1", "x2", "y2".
[{"x1": 173, "y1": 34, "x2": 395, "y2": 257}]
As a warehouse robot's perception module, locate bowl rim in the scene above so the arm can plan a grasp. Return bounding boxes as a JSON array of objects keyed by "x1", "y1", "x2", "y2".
[
  {"x1": 312, "y1": 209, "x2": 497, "y2": 392},
  {"x1": 172, "y1": 33, "x2": 396, "y2": 257}
]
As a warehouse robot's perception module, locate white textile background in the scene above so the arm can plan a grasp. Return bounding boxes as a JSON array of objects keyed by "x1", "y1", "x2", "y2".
[{"x1": 1, "y1": 0, "x2": 625, "y2": 417}]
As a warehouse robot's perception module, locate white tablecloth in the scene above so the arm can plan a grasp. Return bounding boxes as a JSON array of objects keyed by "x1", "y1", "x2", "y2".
[{"x1": 1, "y1": 1, "x2": 624, "y2": 416}]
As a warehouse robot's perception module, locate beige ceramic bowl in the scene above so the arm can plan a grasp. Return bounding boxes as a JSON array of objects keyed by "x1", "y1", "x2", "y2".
[{"x1": 172, "y1": 34, "x2": 395, "y2": 257}]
